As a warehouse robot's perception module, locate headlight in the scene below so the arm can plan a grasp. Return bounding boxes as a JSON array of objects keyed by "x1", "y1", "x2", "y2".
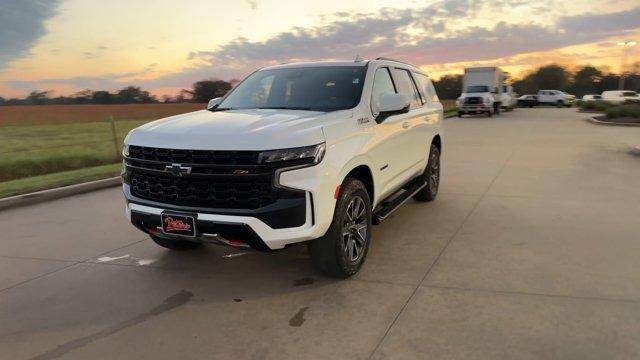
[
  {"x1": 484, "y1": 97, "x2": 491, "y2": 104},
  {"x1": 122, "y1": 144, "x2": 130, "y2": 157},
  {"x1": 258, "y1": 143, "x2": 325, "y2": 165},
  {"x1": 456, "y1": 97, "x2": 462, "y2": 105}
]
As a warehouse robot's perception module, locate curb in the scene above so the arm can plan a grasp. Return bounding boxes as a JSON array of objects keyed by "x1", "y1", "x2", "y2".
[
  {"x1": 586, "y1": 116, "x2": 640, "y2": 127},
  {"x1": 0, "y1": 176, "x2": 121, "y2": 212}
]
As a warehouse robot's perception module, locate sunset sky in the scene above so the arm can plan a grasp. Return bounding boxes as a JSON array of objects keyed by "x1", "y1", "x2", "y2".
[{"x1": 1, "y1": 0, "x2": 639, "y2": 98}]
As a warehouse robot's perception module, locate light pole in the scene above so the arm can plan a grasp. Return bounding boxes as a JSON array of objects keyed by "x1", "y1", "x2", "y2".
[{"x1": 617, "y1": 40, "x2": 637, "y2": 90}]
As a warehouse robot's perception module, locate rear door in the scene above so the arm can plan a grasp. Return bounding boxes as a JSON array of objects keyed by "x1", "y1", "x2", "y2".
[
  {"x1": 538, "y1": 91, "x2": 550, "y2": 103},
  {"x1": 386, "y1": 68, "x2": 430, "y2": 187},
  {"x1": 412, "y1": 71, "x2": 441, "y2": 161}
]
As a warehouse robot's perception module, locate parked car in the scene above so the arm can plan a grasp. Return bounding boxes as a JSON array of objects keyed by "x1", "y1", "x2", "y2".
[
  {"x1": 537, "y1": 90, "x2": 575, "y2": 107},
  {"x1": 457, "y1": 66, "x2": 505, "y2": 117},
  {"x1": 122, "y1": 58, "x2": 443, "y2": 278},
  {"x1": 517, "y1": 94, "x2": 538, "y2": 107},
  {"x1": 601, "y1": 90, "x2": 640, "y2": 104},
  {"x1": 500, "y1": 85, "x2": 518, "y2": 111},
  {"x1": 582, "y1": 94, "x2": 602, "y2": 101}
]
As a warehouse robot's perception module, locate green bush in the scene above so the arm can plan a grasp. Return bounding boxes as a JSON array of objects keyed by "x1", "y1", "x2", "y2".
[
  {"x1": 605, "y1": 104, "x2": 640, "y2": 119},
  {"x1": 580, "y1": 100, "x2": 614, "y2": 112}
]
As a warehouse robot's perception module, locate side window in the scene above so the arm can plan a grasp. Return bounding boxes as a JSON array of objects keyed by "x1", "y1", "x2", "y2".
[
  {"x1": 413, "y1": 73, "x2": 439, "y2": 103},
  {"x1": 370, "y1": 67, "x2": 396, "y2": 115},
  {"x1": 392, "y1": 68, "x2": 421, "y2": 108}
]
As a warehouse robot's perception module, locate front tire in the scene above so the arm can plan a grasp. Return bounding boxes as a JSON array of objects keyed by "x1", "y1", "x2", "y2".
[
  {"x1": 413, "y1": 144, "x2": 440, "y2": 202},
  {"x1": 308, "y1": 178, "x2": 372, "y2": 278},
  {"x1": 150, "y1": 235, "x2": 202, "y2": 251}
]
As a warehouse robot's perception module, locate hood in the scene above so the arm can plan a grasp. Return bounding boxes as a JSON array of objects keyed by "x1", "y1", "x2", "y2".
[{"x1": 125, "y1": 109, "x2": 351, "y2": 150}]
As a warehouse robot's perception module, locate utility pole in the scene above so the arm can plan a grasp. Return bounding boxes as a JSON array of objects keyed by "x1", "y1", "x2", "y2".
[{"x1": 617, "y1": 41, "x2": 637, "y2": 90}]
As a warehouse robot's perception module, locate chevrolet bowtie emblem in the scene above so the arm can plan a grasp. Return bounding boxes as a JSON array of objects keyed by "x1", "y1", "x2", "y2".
[{"x1": 165, "y1": 163, "x2": 192, "y2": 176}]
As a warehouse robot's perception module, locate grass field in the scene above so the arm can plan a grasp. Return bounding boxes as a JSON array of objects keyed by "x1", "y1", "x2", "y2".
[
  {"x1": 0, "y1": 164, "x2": 122, "y2": 198},
  {"x1": 0, "y1": 119, "x2": 147, "y2": 182},
  {"x1": 0, "y1": 104, "x2": 205, "y2": 197},
  {"x1": 1, "y1": 102, "x2": 458, "y2": 198},
  {"x1": 0, "y1": 103, "x2": 202, "y2": 125}
]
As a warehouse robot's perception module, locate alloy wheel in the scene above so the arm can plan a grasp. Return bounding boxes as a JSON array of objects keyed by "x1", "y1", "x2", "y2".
[
  {"x1": 429, "y1": 151, "x2": 440, "y2": 195},
  {"x1": 342, "y1": 196, "x2": 368, "y2": 262}
]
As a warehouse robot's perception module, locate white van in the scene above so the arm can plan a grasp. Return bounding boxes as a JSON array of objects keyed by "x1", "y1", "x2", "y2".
[{"x1": 601, "y1": 90, "x2": 639, "y2": 104}]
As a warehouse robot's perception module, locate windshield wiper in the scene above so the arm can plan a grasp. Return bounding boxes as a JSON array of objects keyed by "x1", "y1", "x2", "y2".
[{"x1": 209, "y1": 107, "x2": 235, "y2": 112}]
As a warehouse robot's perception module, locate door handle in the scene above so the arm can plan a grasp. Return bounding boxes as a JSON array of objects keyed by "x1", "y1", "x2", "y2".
[{"x1": 402, "y1": 122, "x2": 410, "y2": 129}]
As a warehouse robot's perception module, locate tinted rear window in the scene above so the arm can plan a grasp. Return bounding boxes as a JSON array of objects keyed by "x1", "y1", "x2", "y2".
[{"x1": 392, "y1": 68, "x2": 422, "y2": 108}]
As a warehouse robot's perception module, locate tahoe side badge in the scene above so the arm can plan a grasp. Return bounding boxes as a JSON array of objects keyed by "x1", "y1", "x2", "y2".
[{"x1": 357, "y1": 117, "x2": 370, "y2": 125}]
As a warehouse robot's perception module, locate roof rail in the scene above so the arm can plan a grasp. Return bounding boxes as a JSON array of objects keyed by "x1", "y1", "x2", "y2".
[{"x1": 375, "y1": 57, "x2": 416, "y2": 67}]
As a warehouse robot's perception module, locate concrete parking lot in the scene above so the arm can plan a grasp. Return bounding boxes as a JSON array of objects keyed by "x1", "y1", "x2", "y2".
[{"x1": 1, "y1": 108, "x2": 640, "y2": 359}]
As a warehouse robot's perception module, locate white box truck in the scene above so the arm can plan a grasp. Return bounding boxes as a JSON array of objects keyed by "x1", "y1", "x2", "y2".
[{"x1": 456, "y1": 67, "x2": 505, "y2": 117}]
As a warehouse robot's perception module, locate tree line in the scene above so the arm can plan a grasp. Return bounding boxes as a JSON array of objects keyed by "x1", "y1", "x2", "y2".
[
  {"x1": 433, "y1": 63, "x2": 640, "y2": 99},
  {"x1": 0, "y1": 79, "x2": 238, "y2": 106},
  {"x1": 1, "y1": 63, "x2": 639, "y2": 105}
]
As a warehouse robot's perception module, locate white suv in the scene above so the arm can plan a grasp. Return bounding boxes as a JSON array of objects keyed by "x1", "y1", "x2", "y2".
[
  {"x1": 537, "y1": 90, "x2": 576, "y2": 107},
  {"x1": 122, "y1": 58, "x2": 443, "y2": 277}
]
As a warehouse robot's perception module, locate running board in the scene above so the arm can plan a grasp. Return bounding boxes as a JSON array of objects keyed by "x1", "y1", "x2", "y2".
[{"x1": 372, "y1": 179, "x2": 427, "y2": 225}]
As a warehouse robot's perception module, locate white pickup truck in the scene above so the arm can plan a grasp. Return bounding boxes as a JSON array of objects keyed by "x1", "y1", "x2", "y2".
[
  {"x1": 122, "y1": 58, "x2": 443, "y2": 277},
  {"x1": 537, "y1": 90, "x2": 576, "y2": 107},
  {"x1": 601, "y1": 90, "x2": 640, "y2": 104}
]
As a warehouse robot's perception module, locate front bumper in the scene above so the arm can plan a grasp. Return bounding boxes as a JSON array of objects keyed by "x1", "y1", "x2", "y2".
[
  {"x1": 460, "y1": 104, "x2": 491, "y2": 112},
  {"x1": 123, "y1": 184, "x2": 306, "y2": 229},
  {"x1": 126, "y1": 189, "x2": 318, "y2": 250},
  {"x1": 122, "y1": 144, "x2": 342, "y2": 250}
]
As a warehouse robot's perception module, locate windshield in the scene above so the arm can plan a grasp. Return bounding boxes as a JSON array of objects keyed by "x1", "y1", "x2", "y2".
[
  {"x1": 215, "y1": 66, "x2": 367, "y2": 112},
  {"x1": 466, "y1": 85, "x2": 490, "y2": 93}
]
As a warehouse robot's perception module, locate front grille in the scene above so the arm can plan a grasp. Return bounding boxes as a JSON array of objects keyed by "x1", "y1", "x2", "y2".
[
  {"x1": 465, "y1": 97, "x2": 482, "y2": 105},
  {"x1": 125, "y1": 146, "x2": 304, "y2": 210},
  {"x1": 129, "y1": 146, "x2": 260, "y2": 166}
]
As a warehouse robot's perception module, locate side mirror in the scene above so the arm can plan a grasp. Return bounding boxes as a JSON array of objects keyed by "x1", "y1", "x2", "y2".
[
  {"x1": 376, "y1": 93, "x2": 410, "y2": 123},
  {"x1": 207, "y1": 97, "x2": 222, "y2": 110}
]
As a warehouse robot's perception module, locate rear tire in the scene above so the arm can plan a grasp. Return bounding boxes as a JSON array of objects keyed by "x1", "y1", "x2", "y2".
[
  {"x1": 413, "y1": 144, "x2": 440, "y2": 202},
  {"x1": 308, "y1": 178, "x2": 372, "y2": 278},
  {"x1": 150, "y1": 235, "x2": 202, "y2": 251}
]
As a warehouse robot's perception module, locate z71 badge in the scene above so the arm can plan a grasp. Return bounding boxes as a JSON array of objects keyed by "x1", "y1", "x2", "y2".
[{"x1": 357, "y1": 117, "x2": 370, "y2": 125}]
